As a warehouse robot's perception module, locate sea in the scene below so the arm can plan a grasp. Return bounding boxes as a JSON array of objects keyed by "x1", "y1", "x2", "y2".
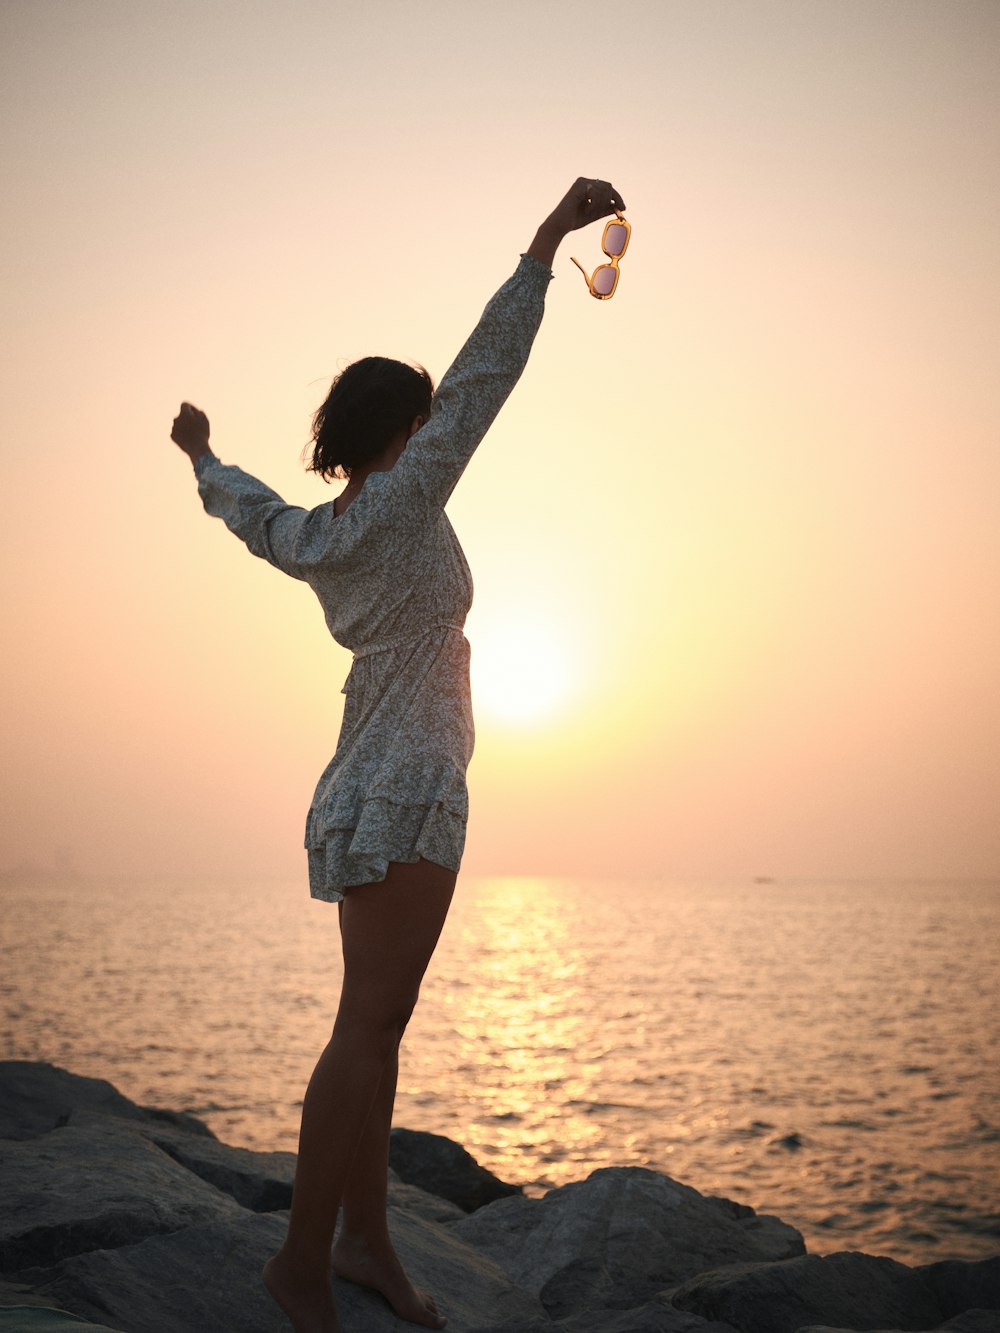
[{"x1": 2, "y1": 874, "x2": 998, "y2": 1268}]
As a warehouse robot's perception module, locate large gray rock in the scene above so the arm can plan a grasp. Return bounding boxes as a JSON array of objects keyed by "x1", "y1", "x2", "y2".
[
  {"x1": 3, "y1": 1063, "x2": 996, "y2": 1333},
  {"x1": 387, "y1": 1174, "x2": 467, "y2": 1224},
  {"x1": 0, "y1": 1309, "x2": 126, "y2": 1331},
  {"x1": 34, "y1": 1212, "x2": 289, "y2": 1333},
  {"x1": 797, "y1": 1314, "x2": 1000, "y2": 1333},
  {"x1": 0, "y1": 1278, "x2": 61, "y2": 1309},
  {"x1": 933, "y1": 1316, "x2": 1000, "y2": 1333},
  {"x1": 0, "y1": 1062, "x2": 214, "y2": 1142},
  {"x1": 0, "y1": 1063, "x2": 156, "y2": 1142},
  {"x1": 139, "y1": 1126, "x2": 466, "y2": 1226},
  {"x1": 557, "y1": 1310, "x2": 739, "y2": 1333},
  {"x1": 452, "y1": 1165, "x2": 805, "y2": 1316},
  {"x1": 389, "y1": 1127, "x2": 522, "y2": 1212},
  {"x1": 0, "y1": 1120, "x2": 243, "y2": 1272},
  {"x1": 139, "y1": 1123, "x2": 295, "y2": 1213},
  {"x1": 533, "y1": 1300, "x2": 740, "y2": 1332},
  {"x1": 920, "y1": 1260, "x2": 1000, "y2": 1326},
  {"x1": 670, "y1": 1249, "x2": 971, "y2": 1332},
  {"x1": 136, "y1": 1125, "x2": 467, "y2": 1224},
  {"x1": 932, "y1": 1313, "x2": 1000, "y2": 1333},
  {"x1": 472, "y1": 1299, "x2": 741, "y2": 1333},
  {"x1": 0, "y1": 1277, "x2": 127, "y2": 1331},
  {"x1": 34, "y1": 1208, "x2": 546, "y2": 1333}
]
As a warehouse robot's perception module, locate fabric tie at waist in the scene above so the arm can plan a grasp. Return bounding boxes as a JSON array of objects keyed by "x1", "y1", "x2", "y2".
[{"x1": 350, "y1": 622, "x2": 466, "y2": 661}]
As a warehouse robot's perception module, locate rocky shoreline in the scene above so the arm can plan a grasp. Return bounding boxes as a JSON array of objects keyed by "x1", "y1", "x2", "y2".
[{"x1": 1, "y1": 1062, "x2": 997, "y2": 1333}]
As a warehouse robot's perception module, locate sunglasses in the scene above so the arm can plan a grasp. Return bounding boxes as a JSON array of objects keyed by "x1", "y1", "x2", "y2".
[{"x1": 570, "y1": 211, "x2": 631, "y2": 300}]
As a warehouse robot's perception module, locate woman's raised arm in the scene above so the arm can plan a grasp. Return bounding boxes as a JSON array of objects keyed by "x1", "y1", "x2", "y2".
[
  {"x1": 386, "y1": 178, "x2": 626, "y2": 516},
  {"x1": 171, "y1": 404, "x2": 343, "y2": 580}
]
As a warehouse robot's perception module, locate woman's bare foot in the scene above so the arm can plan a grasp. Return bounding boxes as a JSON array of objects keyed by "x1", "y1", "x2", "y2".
[
  {"x1": 331, "y1": 1230, "x2": 446, "y2": 1328},
  {"x1": 263, "y1": 1250, "x2": 342, "y2": 1333}
]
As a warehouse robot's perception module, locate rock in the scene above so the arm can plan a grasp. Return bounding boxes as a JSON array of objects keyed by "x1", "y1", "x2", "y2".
[
  {"x1": 117, "y1": 1129, "x2": 463, "y2": 1224},
  {"x1": 33, "y1": 1212, "x2": 289, "y2": 1333},
  {"x1": 33, "y1": 1209, "x2": 546, "y2": 1333},
  {"x1": 451, "y1": 1165, "x2": 805, "y2": 1316},
  {"x1": 776, "y1": 1132, "x2": 804, "y2": 1150},
  {"x1": 921, "y1": 1259, "x2": 1000, "y2": 1325},
  {"x1": 0, "y1": 1308, "x2": 126, "y2": 1331},
  {"x1": 0, "y1": 1276, "x2": 117, "y2": 1327},
  {"x1": 0, "y1": 1279, "x2": 53, "y2": 1311},
  {"x1": 3, "y1": 1062, "x2": 996, "y2": 1333},
  {"x1": 0, "y1": 1120, "x2": 243, "y2": 1272},
  {"x1": 1, "y1": 1063, "x2": 153, "y2": 1142},
  {"x1": 139, "y1": 1123, "x2": 295, "y2": 1213},
  {"x1": 534, "y1": 1299, "x2": 741, "y2": 1332},
  {"x1": 936, "y1": 1314, "x2": 1000, "y2": 1333},
  {"x1": 0, "y1": 1061, "x2": 215, "y2": 1142},
  {"x1": 670, "y1": 1249, "x2": 954, "y2": 1333},
  {"x1": 387, "y1": 1175, "x2": 467, "y2": 1224},
  {"x1": 133, "y1": 1105, "x2": 216, "y2": 1138},
  {"x1": 796, "y1": 1314, "x2": 1000, "y2": 1333},
  {"x1": 472, "y1": 1299, "x2": 741, "y2": 1332},
  {"x1": 389, "y1": 1127, "x2": 522, "y2": 1212}
]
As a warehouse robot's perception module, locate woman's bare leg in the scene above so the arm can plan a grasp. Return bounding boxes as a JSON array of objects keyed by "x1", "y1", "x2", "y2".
[
  {"x1": 335, "y1": 1016, "x2": 398, "y2": 1236},
  {"x1": 264, "y1": 859, "x2": 455, "y2": 1333},
  {"x1": 332, "y1": 1043, "x2": 446, "y2": 1318}
]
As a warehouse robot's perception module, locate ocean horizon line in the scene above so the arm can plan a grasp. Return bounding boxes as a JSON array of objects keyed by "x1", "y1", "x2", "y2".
[{"x1": 3, "y1": 863, "x2": 999, "y2": 890}]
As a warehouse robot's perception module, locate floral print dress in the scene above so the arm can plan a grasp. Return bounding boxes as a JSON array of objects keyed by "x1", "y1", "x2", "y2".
[{"x1": 194, "y1": 253, "x2": 552, "y2": 900}]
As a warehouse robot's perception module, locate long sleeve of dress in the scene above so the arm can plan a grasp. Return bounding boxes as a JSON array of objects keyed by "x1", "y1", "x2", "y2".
[
  {"x1": 386, "y1": 252, "x2": 552, "y2": 515},
  {"x1": 194, "y1": 454, "x2": 334, "y2": 581}
]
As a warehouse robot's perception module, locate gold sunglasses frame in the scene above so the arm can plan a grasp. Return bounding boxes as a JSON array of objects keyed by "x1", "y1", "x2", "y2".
[{"x1": 570, "y1": 210, "x2": 631, "y2": 300}]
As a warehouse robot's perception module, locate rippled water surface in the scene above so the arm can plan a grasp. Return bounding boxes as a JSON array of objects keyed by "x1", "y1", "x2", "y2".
[{"x1": 2, "y1": 875, "x2": 998, "y2": 1266}]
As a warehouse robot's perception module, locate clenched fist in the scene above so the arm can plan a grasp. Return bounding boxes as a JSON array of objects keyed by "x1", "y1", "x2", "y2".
[{"x1": 170, "y1": 402, "x2": 211, "y2": 463}]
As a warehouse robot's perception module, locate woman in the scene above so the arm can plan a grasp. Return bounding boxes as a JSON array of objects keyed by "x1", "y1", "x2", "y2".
[{"x1": 170, "y1": 176, "x2": 625, "y2": 1333}]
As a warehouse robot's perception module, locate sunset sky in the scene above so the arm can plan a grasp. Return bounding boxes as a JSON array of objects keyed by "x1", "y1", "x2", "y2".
[{"x1": 2, "y1": 0, "x2": 998, "y2": 884}]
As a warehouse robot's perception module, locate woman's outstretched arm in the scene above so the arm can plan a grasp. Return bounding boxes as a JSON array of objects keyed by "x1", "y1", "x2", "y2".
[
  {"x1": 387, "y1": 176, "x2": 626, "y2": 515},
  {"x1": 170, "y1": 405, "x2": 337, "y2": 579}
]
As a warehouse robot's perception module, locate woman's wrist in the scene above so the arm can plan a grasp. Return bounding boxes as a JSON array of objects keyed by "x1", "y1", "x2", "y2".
[
  {"x1": 526, "y1": 218, "x2": 565, "y2": 269},
  {"x1": 187, "y1": 443, "x2": 212, "y2": 468}
]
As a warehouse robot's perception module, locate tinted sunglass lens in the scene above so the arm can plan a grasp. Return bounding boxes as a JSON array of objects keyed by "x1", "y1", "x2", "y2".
[
  {"x1": 593, "y1": 266, "x2": 617, "y2": 296},
  {"x1": 604, "y1": 223, "x2": 628, "y2": 257}
]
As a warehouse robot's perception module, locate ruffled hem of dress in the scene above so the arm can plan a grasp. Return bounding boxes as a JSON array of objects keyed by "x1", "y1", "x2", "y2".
[
  {"x1": 305, "y1": 759, "x2": 468, "y2": 850},
  {"x1": 305, "y1": 795, "x2": 466, "y2": 902}
]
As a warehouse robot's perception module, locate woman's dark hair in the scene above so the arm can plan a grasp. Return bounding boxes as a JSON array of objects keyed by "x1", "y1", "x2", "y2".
[{"x1": 307, "y1": 357, "x2": 434, "y2": 481}]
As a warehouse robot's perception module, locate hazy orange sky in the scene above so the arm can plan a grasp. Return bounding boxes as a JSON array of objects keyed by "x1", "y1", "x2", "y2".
[{"x1": 2, "y1": 1, "x2": 998, "y2": 883}]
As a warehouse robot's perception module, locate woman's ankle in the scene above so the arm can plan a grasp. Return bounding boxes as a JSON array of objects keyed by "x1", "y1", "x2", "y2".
[
  {"x1": 334, "y1": 1224, "x2": 392, "y2": 1255},
  {"x1": 277, "y1": 1238, "x2": 337, "y2": 1279}
]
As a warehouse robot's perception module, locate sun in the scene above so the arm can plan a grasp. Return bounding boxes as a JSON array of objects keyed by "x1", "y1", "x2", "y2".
[{"x1": 470, "y1": 612, "x2": 580, "y2": 727}]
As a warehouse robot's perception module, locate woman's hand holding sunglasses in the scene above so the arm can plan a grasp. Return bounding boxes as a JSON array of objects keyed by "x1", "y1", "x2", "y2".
[
  {"x1": 528, "y1": 177, "x2": 629, "y2": 299},
  {"x1": 549, "y1": 177, "x2": 626, "y2": 234}
]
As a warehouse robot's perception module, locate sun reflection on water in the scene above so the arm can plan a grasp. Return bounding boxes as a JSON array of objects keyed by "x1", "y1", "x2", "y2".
[{"x1": 418, "y1": 876, "x2": 653, "y2": 1189}]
